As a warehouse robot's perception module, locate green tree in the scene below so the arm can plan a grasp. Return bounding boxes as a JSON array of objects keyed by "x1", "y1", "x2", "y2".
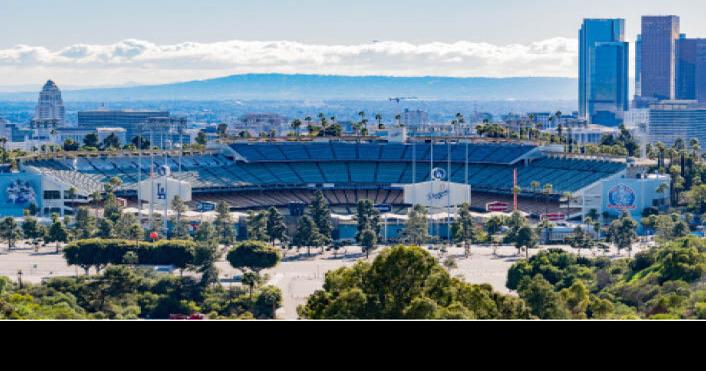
[
  {"x1": 170, "y1": 196, "x2": 190, "y2": 240},
  {"x1": 227, "y1": 241, "x2": 281, "y2": 297},
  {"x1": 451, "y1": 202, "x2": 477, "y2": 257},
  {"x1": 515, "y1": 225, "x2": 538, "y2": 259},
  {"x1": 102, "y1": 192, "x2": 122, "y2": 223},
  {"x1": 560, "y1": 280, "x2": 590, "y2": 319},
  {"x1": 214, "y1": 201, "x2": 235, "y2": 245},
  {"x1": 266, "y1": 207, "x2": 288, "y2": 247},
  {"x1": 83, "y1": 133, "x2": 99, "y2": 148},
  {"x1": 400, "y1": 204, "x2": 429, "y2": 245},
  {"x1": 292, "y1": 215, "x2": 324, "y2": 255},
  {"x1": 114, "y1": 212, "x2": 142, "y2": 240},
  {"x1": 195, "y1": 130, "x2": 208, "y2": 146},
  {"x1": 360, "y1": 228, "x2": 377, "y2": 259},
  {"x1": 195, "y1": 221, "x2": 217, "y2": 243},
  {"x1": 131, "y1": 135, "x2": 150, "y2": 150},
  {"x1": 102, "y1": 133, "x2": 121, "y2": 150},
  {"x1": 0, "y1": 217, "x2": 22, "y2": 251},
  {"x1": 298, "y1": 245, "x2": 531, "y2": 320},
  {"x1": 607, "y1": 212, "x2": 638, "y2": 257},
  {"x1": 246, "y1": 210, "x2": 269, "y2": 242},
  {"x1": 74, "y1": 207, "x2": 96, "y2": 239},
  {"x1": 97, "y1": 218, "x2": 114, "y2": 239},
  {"x1": 308, "y1": 191, "x2": 332, "y2": 245},
  {"x1": 46, "y1": 213, "x2": 69, "y2": 253},
  {"x1": 569, "y1": 226, "x2": 594, "y2": 257},
  {"x1": 355, "y1": 199, "x2": 380, "y2": 244},
  {"x1": 517, "y1": 275, "x2": 568, "y2": 319},
  {"x1": 21, "y1": 216, "x2": 45, "y2": 252},
  {"x1": 217, "y1": 123, "x2": 228, "y2": 138}
]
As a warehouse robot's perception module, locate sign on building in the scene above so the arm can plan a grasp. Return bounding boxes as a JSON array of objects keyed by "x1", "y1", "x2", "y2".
[
  {"x1": 0, "y1": 174, "x2": 42, "y2": 217},
  {"x1": 137, "y1": 176, "x2": 192, "y2": 205},
  {"x1": 403, "y1": 180, "x2": 471, "y2": 209},
  {"x1": 600, "y1": 177, "x2": 670, "y2": 220},
  {"x1": 486, "y1": 201, "x2": 510, "y2": 212}
]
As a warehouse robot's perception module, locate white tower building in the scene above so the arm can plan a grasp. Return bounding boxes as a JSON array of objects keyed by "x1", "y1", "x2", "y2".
[{"x1": 34, "y1": 80, "x2": 65, "y2": 124}]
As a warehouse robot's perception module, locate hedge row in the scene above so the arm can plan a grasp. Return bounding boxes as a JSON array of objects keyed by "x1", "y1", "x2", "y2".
[{"x1": 64, "y1": 239, "x2": 198, "y2": 271}]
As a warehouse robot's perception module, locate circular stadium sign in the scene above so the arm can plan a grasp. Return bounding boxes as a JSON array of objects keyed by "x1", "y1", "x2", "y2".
[
  {"x1": 157, "y1": 165, "x2": 171, "y2": 177},
  {"x1": 608, "y1": 183, "x2": 637, "y2": 211},
  {"x1": 431, "y1": 167, "x2": 447, "y2": 181}
]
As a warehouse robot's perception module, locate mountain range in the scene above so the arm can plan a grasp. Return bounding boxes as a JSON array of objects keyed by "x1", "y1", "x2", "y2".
[{"x1": 0, "y1": 74, "x2": 578, "y2": 102}]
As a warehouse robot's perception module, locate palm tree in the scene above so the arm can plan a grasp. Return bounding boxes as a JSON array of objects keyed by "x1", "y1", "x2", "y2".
[
  {"x1": 375, "y1": 113, "x2": 383, "y2": 130},
  {"x1": 291, "y1": 119, "x2": 302, "y2": 138},
  {"x1": 690, "y1": 138, "x2": 701, "y2": 162},
  {"x1": 455, "y1": 113, "x2": 466, "y2": 136},
  {"x1": 319, "y1": 114, "x2": 329, "y2": 137},
  {"x1": 304, "y1": 116, "x2": 312, "y2": 134},
  {"x1": 395, "y1": 114, "x2": 402, "y2": 127},
  {"x1": 543, "y1": 183, "x2": 553, "y2": 218}
]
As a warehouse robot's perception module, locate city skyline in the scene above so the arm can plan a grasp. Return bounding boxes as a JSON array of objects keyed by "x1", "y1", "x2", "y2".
[{"x1": 2, "y1": 0, "x2": 706, "y2": 87}]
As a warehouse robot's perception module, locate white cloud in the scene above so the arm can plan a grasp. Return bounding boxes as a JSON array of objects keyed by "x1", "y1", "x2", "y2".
[{"x1": 0, "y1": 38, "x2": 578, "y2": 86}]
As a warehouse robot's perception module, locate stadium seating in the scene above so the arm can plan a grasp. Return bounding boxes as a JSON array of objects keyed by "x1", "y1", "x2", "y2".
[
  {"x1": 230, "y1": 141, "x2": 536, "y2": 165},
  {"x1": 24, "y1": 142, "x2": 626, "y2": 210}
]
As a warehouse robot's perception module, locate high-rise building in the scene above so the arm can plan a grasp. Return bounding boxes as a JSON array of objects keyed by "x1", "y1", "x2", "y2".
[
  {"x1": 635, "y1": 35, "x2": 642, "y2": 99},
  {"x1": 589, "y1": 41, "x2": 629, "y2": 125},
  {"x1": 578, "y1": 19, "x2": 627, "y2": 125},
  {"x1": 676, "y1": 37, "x2": 706, "y2": 101},
  {"x1": 401, "y1": 109, "x2": 429, "y2": 126},
  {"x1": 34, "y1": 80, "x2": 65, "y2": 124},
  {"x1": 640, "y1": 16, "x2": 680, "y2": 101},
  {"x1": 648, "y1": 101, "x2": 706, "y2": 146}
]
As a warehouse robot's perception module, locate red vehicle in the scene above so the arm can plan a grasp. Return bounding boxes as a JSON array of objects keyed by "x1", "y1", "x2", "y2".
[{"x1": 169, "y1": 313, "x2": 205, "y2": 320}]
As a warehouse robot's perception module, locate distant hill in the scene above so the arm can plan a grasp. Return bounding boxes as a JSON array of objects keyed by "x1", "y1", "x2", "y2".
[{"x1": 0, "y1": 74, "x2": 578, "y2": 102}]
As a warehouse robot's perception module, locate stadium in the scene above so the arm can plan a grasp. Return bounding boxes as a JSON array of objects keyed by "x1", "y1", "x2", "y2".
[{"x1": 15, "y1": 139, "x2": 660, "y2": 229}]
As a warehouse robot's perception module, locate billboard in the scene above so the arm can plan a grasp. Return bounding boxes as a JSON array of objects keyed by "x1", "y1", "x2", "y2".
[
  {"x1": 601, "y1": 177, "x2": 669, "y2": 220},
  {"x1": 486, "y1": 201, "x2": 510, "y2": 212},
  {"x1": 0, "y1": 173, "x2": 42, "y2": 216},
  {"x1": 138, "y1": 176, "x2": 192, "y2": 205},
  {"x1": 403, "y1": 180, "x2": 471, "y2": 209},
  {"x1": 606, "y1": 183, "x2": 637, "y2": 211}
]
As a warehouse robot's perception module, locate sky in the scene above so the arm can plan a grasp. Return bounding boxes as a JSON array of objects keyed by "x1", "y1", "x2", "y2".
[{"x1": 1, "y1": 0, "x2": 705, "y2": 88}]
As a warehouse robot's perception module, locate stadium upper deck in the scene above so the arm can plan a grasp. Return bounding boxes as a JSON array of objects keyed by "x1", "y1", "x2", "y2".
[
  {"x1": 24, "y1": 141, "x2": 626, "y2": 201},
  {"x1": 228, "y1": 142, "x2": 536, "y2": 165}
]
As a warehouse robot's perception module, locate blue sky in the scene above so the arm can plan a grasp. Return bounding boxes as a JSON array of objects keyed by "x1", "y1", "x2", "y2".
[{"x1": 1, "y1": 0, "x2": 705, "y2": 86}]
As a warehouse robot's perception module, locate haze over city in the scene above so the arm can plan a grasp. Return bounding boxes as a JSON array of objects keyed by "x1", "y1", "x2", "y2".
[{"x1": 2, "y1": 0, "x2": 705, "y2": 87}]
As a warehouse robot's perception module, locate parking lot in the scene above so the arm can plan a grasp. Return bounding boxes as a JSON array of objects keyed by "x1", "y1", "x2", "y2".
[{"x1": 0, "y1": 242, "x2": 650, "y2": 319}]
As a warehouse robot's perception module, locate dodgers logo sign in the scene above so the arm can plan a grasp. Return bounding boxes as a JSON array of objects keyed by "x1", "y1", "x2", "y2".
[
  {"x1": 157, "y1": 183, "x2": 167, "y2": 200},
  {"x1": 608, "y1": 184, "x2": 637, "y2": 211},
  {"x1": 427, "y1": 189, "x2": 450, "y2": 202},
  {"x1": 157, "y1": 165, "x2": 171, "y2": 177},
  {"x1": 431, "y1": 167, "x2": 447, "y2": 181}
]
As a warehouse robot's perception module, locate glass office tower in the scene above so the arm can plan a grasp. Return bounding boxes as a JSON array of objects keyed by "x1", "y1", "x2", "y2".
[
  {"x1": 635, "y1": 35, "x2": 642, "y2": 98},
  {"x1": 589, "y1": 42, "x2": 630, "y2": 126},
  {"x1": 641, "y1": 16, "x2": 680, "y2": 101},
  {"x1": 578, "y1": 19, "x2": 627, "y2": 125},
  {"x1": 676, "y1": 38, "x2": 706, "y2": 101}
]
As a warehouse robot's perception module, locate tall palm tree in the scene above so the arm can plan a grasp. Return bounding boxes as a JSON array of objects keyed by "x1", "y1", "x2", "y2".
[
  {"x1": 304, "y1": 116, "x2": 312, "y2": 133},
  {"x1": 395, "y1": 114, "x2": 402, "y2": 127},
  {"x1": 543, "y1": 183, "x2": 554, "y2": 219},
  {"x1": 319, "y1": 114, "x2": 329, "y2": 137},
  {"x1": 291, "y1": 119, "x2": 302, "y2": 138},
  {"x1": 455, "y1": 113, "x2": 465, "y2": 136}
]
